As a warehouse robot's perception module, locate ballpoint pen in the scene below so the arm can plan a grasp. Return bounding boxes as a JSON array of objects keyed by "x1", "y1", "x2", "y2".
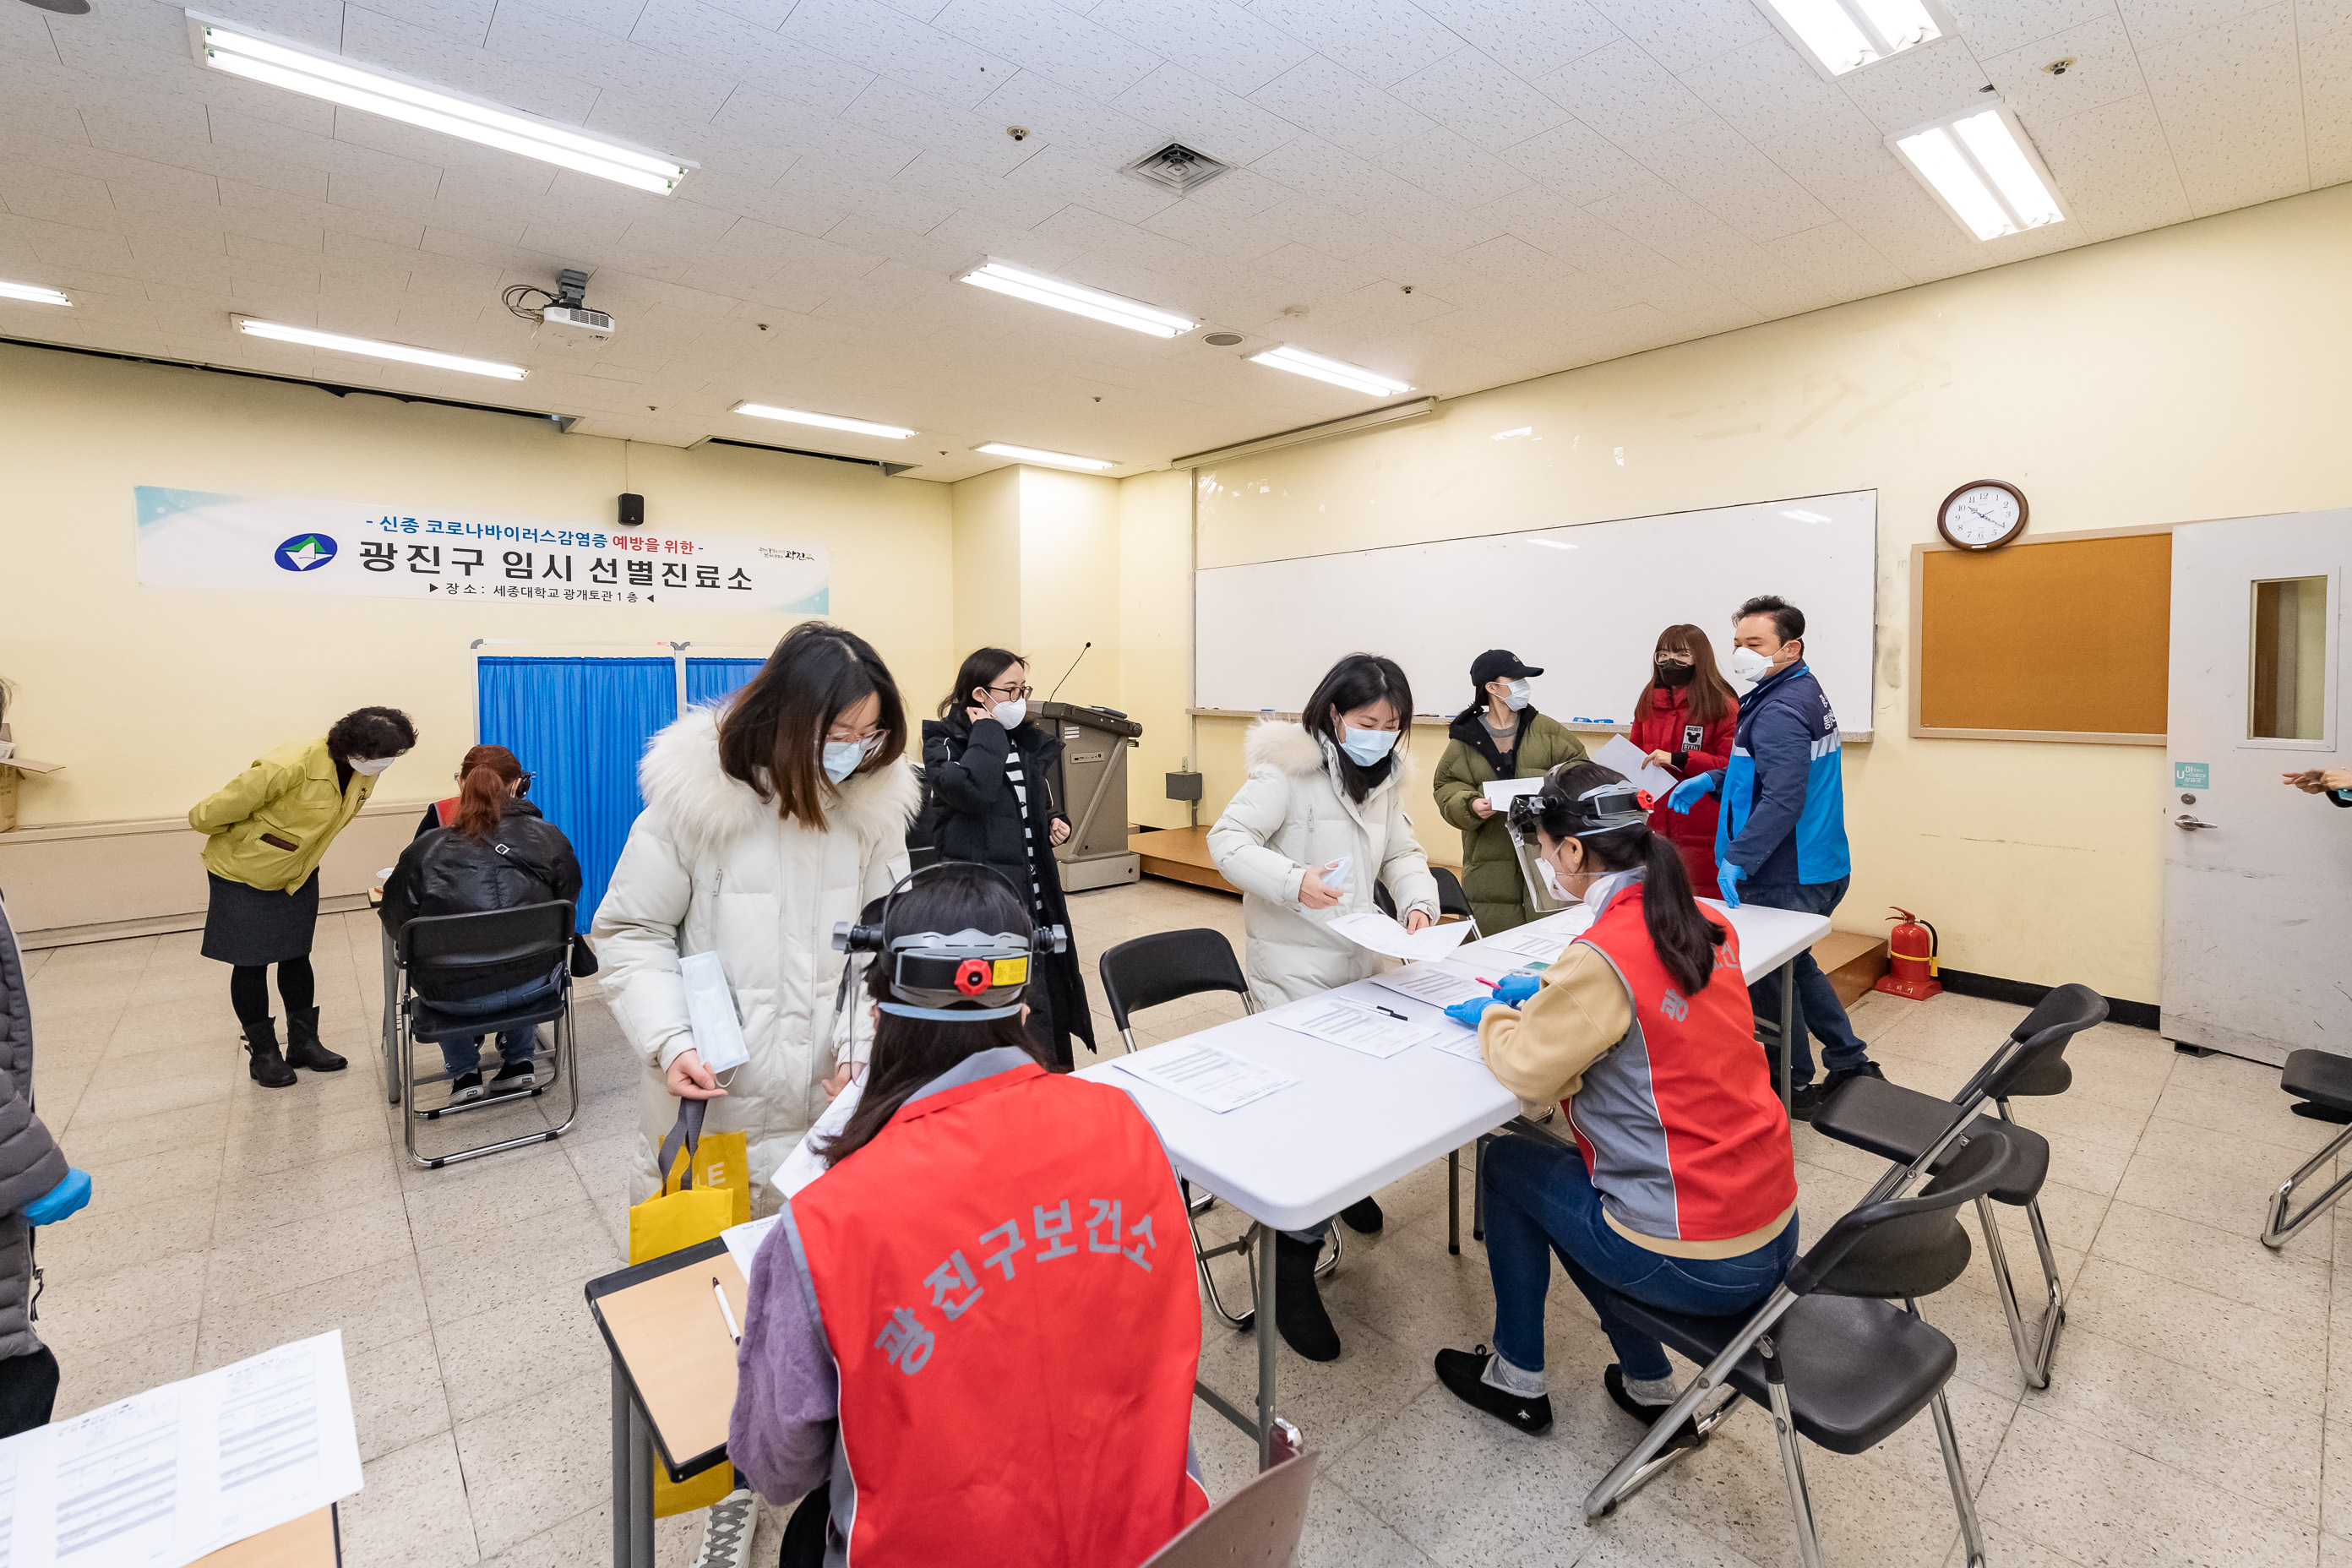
[{"x1": 712, "y1": 1277, "x2": 742, "y2": 1344}]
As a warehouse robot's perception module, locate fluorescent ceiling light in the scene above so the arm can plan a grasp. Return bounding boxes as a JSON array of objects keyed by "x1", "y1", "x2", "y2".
[
  {"x1": 1890, "y1": 103, "x2": 2068, "y2": 241},
  {"x1": 0, "y1": 280, "x2": 71, "y2": 306},
  {"x1": 1756, "y1": 0, "x2": 1952, "y2": 79},
  {"x1": 733, "y1": 403, "x2": 913, "y2": 439},
  {"x1": 189, "y1": 14, "x2": 692, "y2": 194},
  {"x1": 1248, "y1": 345, "x2": 1414, "y2": 397},
  {"x1": 974, "y1": 443, "x2": 1115, "y2": 471},
  {"x1": 956, "y1": 260, "x2": 1195, "y2": 338},
  {"x1": 235, "y1": 317, "x2": 529, "y2": 380}
]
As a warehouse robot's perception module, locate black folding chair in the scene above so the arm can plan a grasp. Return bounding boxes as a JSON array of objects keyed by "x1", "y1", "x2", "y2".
[
  {"x1": 1430, "y1": 865, "x2": 1481, "y2": 939},
  {"x1": 2262, "y1": 1051, "x2": 2352, "y2": 1248},
  {"x1": 1097, "y1": 928, "x2": 1339, "y2": 1330},
  {"x1": 1807, "y1": 983, "x2": 2105, "y2": 1387},
  {"x1": 1583, "y1": 1125, "x2": 2021, "y2": 1568},
  {"x1": 396, "y1": 900, "x2": 580, "y2": 1169}
]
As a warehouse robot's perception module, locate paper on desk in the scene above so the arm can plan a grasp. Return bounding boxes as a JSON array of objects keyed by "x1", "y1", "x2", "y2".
[
  {"x1": 1480, "y1": 776, "x2": 1546, "y2": 809},
  {"x1": 1596, "y1": 735, "x2": 1680, "y2": 802},
  {"x1": 1325, "y1": 911, "x2": 1474, "y2": 961},
  {"x1": 1475, "y1": 928, "x2": 1572, "y2": 961},
  {"x1": 1112, "y1": 1041, "x2": 1297, "y2": 1113},
  {"x1": 0, "y1": 1329, "x2": 362, "y2": 1568},
  {"x1": 1267, "y1": 999, "x2": 1435, "y2": 1059},
  {"x1": 1422, "y1": 1026, "x2": 1492, "y2": 1064},
  {"x1": 770, "y1": 1076, "x2": 862, "y2": 1203},
  {"x1": 1368, "y1": 963, "x2": 1491, "y2": 1010},
  {"x1": 722, "y1": 1214, "x2": 781, "y2": 1282}
]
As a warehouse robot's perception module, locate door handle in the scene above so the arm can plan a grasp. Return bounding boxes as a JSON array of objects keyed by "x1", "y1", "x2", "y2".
[{"x1": 2174, "y1": 815, "x2": 2220, "y2": 830}]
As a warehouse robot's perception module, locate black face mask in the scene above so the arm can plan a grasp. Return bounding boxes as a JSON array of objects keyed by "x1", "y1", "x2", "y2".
[{"x1": 1655, "y1": 662, "x2": 1696, "y2": 688}]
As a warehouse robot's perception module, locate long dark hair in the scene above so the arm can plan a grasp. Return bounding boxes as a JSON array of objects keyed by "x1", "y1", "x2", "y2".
[
  {"x1": 1635, "y1": 623, "x2": 1736, "y2": 727},
  {"x1": 1302, "y1": 653, "x2": 1414, "y2": 804},
  {"x1": 821, "y1": 864, "x2": 1046, "y2": 1166},
  {"x1": 452, "y1": 744, "x2": 522, "y2": 840},
  {"x1": 718, "y1": 622, "x2": 907, "y2": 830},
  {"x1": 938, "y1": 647, "x2": 1024, "y2": 720},
  {"x1": 1526, "y1": 761, "x2": 1724, "y2": 995}
]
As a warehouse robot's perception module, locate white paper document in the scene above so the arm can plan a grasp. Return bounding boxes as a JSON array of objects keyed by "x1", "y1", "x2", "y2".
[
  {"x1": 1325, "y1": 911, "x2": 1474, "y2": 962},
  {"x1": 721, "y1": 1214, "x2": 782, "y2": 1281},
  {"x1": 1474, "y1": 928, "x2": 1573, "y2": 961},
  {"x1": 1368, "y1": 963, "x2": 1492, "y2": 1010},
  {"x1": 1267, "y1": 999, "x2": 1436, "y2": 1059},
  {"x1": 1113, "y1": 1041, "x2": 1298, "y2": 1113},
  {"x1": 0, "y1": 1330, "x2": 362, "y2": 1568},
  {"x1": 1480, "y1": 776, "x2": 1546, "y2": 809},
  {"x1": 1597, "y1": 735, "x2": 1681, "y2": 802},
  {"x1": 1422, "y1": 1026, "x2": 1492, "y2": 1064}
]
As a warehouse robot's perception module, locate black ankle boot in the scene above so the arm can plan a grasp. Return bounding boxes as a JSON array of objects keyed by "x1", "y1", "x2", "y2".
[
  {"x1": 1339, "y1": 1195, "x2": 1384, "y2": 1233},
  {"x1": 283, "y1": 1006, "x2": 346, "y2": 1072},
  {"x1": 1272, "y1": 1233, "x2": 1341, "y2": 1362},
  {"x1": 243, "y1": 1018, "x2": 298, "y2": 1088}
]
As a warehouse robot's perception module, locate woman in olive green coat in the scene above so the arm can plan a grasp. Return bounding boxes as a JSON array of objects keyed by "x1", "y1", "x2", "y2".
[
  {"x1": 189, "y1": 706, "x2": 415, "y2": 1087},
  {"x1": 1431, "y1": 651, "x2": 1587, "y2": 932}
]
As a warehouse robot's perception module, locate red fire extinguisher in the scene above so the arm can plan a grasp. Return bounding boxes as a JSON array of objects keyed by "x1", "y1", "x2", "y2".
[{"x1": 1874, "y1": 906, "x2": 1943, "y2": 1000}]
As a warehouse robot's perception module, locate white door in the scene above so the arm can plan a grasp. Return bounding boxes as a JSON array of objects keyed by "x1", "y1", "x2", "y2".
[{"x1": 2162, "y1": 511, "x2": 2352, "y2": 1063}]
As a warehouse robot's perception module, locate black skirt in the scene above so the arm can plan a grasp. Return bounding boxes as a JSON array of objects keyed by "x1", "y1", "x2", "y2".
[{"x1": 200, "y1": 871, "x2": 321, "y2": 966}]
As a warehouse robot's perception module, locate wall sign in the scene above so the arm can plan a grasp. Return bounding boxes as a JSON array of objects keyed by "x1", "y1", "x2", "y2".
[
  {"x1": 133, "y1": 487, "x2": 830, "y2": 615},
  {"x1": 2173, "y1": 761, "x2": 2209, "y2": 789}
]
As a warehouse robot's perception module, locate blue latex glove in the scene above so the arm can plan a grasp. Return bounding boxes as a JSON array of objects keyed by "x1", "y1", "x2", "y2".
[
  {"x1": 1492, "y1": 973, "x2": 1540, "y2": 1006},
  {"x1": 1444, "y1": 996, "x2": 1506, "y2": 1028},
  {"x1": 24, "y1": 1168, "x2": 90, "y2": 1227},
  {"x1": 1718, "y1": 862, "x2": 1744, "y2": 908},
  {"x1": 1665, "y1": 773, "x2": 1718, "y2": 814}
]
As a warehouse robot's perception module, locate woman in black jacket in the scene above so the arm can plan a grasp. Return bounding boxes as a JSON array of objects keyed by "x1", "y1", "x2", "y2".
[
  {"x1": 381, "y1": 745, "x2": 583, "y2": 1103},
  {"x1": 920, "y1": 649, "x2": 1096, "y2": 1069}
]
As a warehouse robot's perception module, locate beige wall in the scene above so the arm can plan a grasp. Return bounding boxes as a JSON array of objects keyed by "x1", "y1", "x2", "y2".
[
  {"x1": 1117, "y1": 468, "x2": 1195, "y2": 831},
  {"x1": 0, "y1": 342, "x2": 958, "y2": 832},
  {"x1": 1186, "y1": 183, "x2": 2352, "y2": 1003}
]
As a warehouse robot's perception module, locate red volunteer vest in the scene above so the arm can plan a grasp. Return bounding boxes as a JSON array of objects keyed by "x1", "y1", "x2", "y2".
[
  {"x1": 790, "y1": 1063, "x2": 1208, "y2": 1567},
  {"x1": 1569, "y1": 886, "x2": 1797, "y2": 1242}
]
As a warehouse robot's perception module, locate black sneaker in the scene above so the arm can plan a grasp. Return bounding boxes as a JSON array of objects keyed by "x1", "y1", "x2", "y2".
[
  {"x1": 1435, "y1": 1347, "x2": 1552, "y2": 1435},
  {"x1": 1788, "y1": 1081, "x2": 1824, "y2": 1121},
  {"x1": 1604, "y1": 1364, "x2": 1701, "y2": 1450},
  {"x1": 1338, "y1": 1195, "x2": 1384, "y2": 1233},
  {"x1": 490, "y1": 1060, "x2": 536, "y2": 1094},
  {"x1": 1794, "y1": 1060, "x2": 1886, "y2": 1122},
  {"x1": 1272, "y1": 1233, "x2": 1341, "y2": 1362},
  {"x1": 447, "y1": 1071, "x2": 485, "y2": 1106}
]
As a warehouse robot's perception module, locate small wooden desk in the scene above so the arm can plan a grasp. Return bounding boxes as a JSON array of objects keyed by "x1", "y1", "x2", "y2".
[
  {"x1": 193, "y1": 1505, "x2": 340, "y2": 1566},
  {"x1": 587, "y1": 1239, "x2": 749, "y2": 1568}
]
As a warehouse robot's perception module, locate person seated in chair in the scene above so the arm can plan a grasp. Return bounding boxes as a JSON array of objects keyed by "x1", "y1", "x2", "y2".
[
  {"x1": 1434, "y1": 764, "x2": 1798, "y2": 1438},
  {"x1": 731, "y1": 864, "x2": 1208, "y2": 1568},
  {"x1": 381, "y1": 745, "x2": 581, "y2": 1104}
]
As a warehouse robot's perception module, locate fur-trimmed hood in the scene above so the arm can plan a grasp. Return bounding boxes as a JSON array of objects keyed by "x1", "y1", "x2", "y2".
[
  {"x1": 637, "y1": 705, "x2": 922, "y2": 864},
  {"x1": 1242, "y1": 718, "x2": 1413, "y2": 792}
]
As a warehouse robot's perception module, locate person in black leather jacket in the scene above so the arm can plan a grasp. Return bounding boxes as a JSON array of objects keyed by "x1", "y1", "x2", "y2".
[
  {"x1": 919, "y1": 648, "x2": 1096, "y2": 1070},
  {"x1": 381, "y1": 745, "x2": 582, "y2": 1102}
]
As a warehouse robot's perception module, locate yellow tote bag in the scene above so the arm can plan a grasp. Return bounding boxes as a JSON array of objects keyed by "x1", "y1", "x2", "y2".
[{"x1": 626, "y1": 1100, "x2": 747, "y2": 1516}]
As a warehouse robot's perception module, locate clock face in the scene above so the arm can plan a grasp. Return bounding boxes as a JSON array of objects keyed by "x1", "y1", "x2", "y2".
[{"x1": 1941, "y1": 482, "x2": 2025, "y2": 549}]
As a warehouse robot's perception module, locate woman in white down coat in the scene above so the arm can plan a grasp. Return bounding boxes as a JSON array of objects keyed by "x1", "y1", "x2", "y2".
[
  {"x1": 1207, "y1": 651, "x2": 1440, "y2": 1363},
  {"x1": 595, "y1": 623, "x2": 920, "y2": 1217}
]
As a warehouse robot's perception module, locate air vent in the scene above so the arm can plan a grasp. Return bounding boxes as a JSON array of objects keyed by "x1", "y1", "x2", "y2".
[{"x1": 1121, "y1": 143, "x2": 1230, "y2": 198}]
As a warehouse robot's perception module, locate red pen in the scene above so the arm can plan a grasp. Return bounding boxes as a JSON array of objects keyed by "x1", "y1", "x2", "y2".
[{"x1": 1474, "y1": 977, "x2": 1499, "y2": 988}]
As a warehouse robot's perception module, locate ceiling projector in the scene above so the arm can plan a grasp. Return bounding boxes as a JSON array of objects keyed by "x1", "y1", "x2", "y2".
[{"x1": 541, "y1": 269, "x2": 613, "y2": 339}]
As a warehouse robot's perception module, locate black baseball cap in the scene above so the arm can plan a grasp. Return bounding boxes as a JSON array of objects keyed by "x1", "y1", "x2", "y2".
[{"x1": 1472, "y1": 650, "x2": 1544, "y2": 684}]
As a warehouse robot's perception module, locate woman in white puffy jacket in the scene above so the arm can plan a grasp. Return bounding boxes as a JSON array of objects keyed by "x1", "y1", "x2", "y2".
[
  {"x1": 594, "y1": 623, "x2": 919, "y2": 1219},
  {"x1": 1206, "y1": 651, "x2": 1440, "y2": 1363}
]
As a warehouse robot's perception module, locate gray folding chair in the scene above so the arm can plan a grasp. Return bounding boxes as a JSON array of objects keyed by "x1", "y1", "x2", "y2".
[{"x1": 1138, "y1": 1449, "x2": 1320, "y2": 1568}]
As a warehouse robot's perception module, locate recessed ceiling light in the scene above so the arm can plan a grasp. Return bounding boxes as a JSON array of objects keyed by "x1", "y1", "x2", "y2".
[
  {"x1": 1756, "y1": 0, "x2": 1954, "y2": 79},
  {"x1": 732, "y1": 403, "x2": 913, "y2": 438},
  {"x1": 188, "y1": 14, "x2": 693, "y2": 193},
  {"x1": 0, "y1": 280, "x2": 72, "y2": 306},
  {"x1": 234, "y1": 317, "x2": 529, "y2": 379},
  {"x1": 1247, "y1": 346, "x2": 1414, "y2": 398},
  {"x1": 973, "y1": 443, "x2": 1115, "y2": 471},
  {"x1": 956, "y1": 260, "x2": 1195, "y2": 338},
  {"x1": 1890, "y1": 103, "x2": 2068, "y2": 241},
  {"x1": 1202, "y1": 332, "x2": 1244, "y2": 347}
]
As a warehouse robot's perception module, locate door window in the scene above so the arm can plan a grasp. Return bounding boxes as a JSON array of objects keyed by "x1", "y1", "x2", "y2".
[{"x1": 2249, "y1": 575, "x2": 2328, "y2": 740}]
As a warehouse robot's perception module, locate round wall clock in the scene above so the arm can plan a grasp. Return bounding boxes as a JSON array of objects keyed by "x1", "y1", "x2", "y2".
[{"x1": 1936, "y1": 480, "x2": 2028, "y2": 550}]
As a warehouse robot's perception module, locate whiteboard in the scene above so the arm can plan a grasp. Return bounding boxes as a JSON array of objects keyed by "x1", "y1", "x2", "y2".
[{"x1": 1194, "y1": 492, "x2": 1877, "y2": 735}]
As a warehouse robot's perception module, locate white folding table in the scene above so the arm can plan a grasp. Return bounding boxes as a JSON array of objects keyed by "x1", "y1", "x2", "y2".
[{"x1": 1077, "y1": 898, "x2": 1830, "y2": 1468}]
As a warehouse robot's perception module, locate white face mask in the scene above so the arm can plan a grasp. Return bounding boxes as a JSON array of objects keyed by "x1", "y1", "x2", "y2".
[
  {"x1": 823, "y1": 734, "x2": 880, "y2": 783},
  {"x1": 1727, "y1": 646, "x2": 1771, "y2": 688},
  {"x1": 351, "y1": 755, "x2": 398, "y2": 776},
  {"x1": 1502, "y1": 679, "x2": 1532, "y2": 711},
  {"x1": 1340, "y1": 725, "x2": 1401, "y2": 766},
  {"x1": 991, "y1": 699, "x2": 1027, "y2": 729}
]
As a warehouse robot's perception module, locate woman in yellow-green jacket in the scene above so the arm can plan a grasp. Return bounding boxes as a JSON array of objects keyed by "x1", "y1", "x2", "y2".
[{"x1": 190, "y1": 707, "x2": 416, "y2": 1088}]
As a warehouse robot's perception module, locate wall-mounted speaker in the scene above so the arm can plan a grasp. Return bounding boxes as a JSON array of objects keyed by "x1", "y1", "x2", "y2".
[{"x1": 618, "y1": 493, "x2": 645, "y2": 529}]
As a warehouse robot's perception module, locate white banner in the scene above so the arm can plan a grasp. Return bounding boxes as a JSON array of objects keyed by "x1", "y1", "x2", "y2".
[{"x1": 133, "y1": 486, "x2": 829, "y2": 615}]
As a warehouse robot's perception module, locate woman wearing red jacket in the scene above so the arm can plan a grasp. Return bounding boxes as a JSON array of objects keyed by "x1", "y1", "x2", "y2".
[{"x1": 1628, "y1": 624, "x2": 1737, "y2": 900}]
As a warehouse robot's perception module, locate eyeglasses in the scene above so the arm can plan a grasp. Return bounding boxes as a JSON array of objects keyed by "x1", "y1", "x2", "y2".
[
  {"x1": 1655, "y1": 655, "x2": 1694, "y2": 666},
  {"x1": 517, "y1": 772, "x2": 533, "y2": 793},
  {"x1": 986, "y1": 682, "x2": 1035, "y2": 700}
]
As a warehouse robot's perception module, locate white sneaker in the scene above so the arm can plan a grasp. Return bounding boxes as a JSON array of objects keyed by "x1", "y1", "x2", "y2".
[{"x1": 692, "y1": 1488, "x2": 755, "y2": 1568}]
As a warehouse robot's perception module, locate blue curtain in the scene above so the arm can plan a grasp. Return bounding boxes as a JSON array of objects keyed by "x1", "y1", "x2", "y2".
[
  {"x1": 684, "y1": 657, "x2": 766, "y2": 706},
  {"x1": 477, "y1": 656, "x2": 678, "y2": 932}
]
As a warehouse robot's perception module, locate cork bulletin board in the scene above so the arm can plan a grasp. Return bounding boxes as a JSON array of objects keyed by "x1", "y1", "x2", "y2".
[{"x1": 1910, "y1": 529, "x2": 2172, "y2": 743}]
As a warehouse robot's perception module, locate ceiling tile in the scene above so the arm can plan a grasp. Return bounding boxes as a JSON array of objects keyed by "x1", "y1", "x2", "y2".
[
  {"x1": 1621, "y1": 113, "x2": 1838, "y2": 241},
  {"x1": 484, "y1": 0, "x2": 738, "y2": 121},
  {"x1": 1375, "y1": 124, "x2": 1533, "y2": 208},
  {"x1": 335, "y1": 11, "x2": 597, "y2": 125},
  {"x1": 929, "y1": 0, "x2": 1163, "y2": 101},
  {"x1": 2025, "y1": 91, "x2": 2190, "y2": 237},
  {"x1": 1248, "y1": 54, "x2": 1437, "y2": 156},
  {"x1": 1943, "y1": 0, "x2": 2121, "y2": 56},
  {"x1": 1, "y1": 167, "x2": 120, "y2": 227},
  {"x1": 1582, "y1": 179, "x2": 1718, "y2": 250},
  {"x1": 1761, "y1": 219, "x2": 1911, "y2": 297},
  {"x1": 778, "y1": 0, "x2": 1018, "y2": 110},
  {"x1": 1000, "y1": 143, "x2": 1181, "y2": 224},
  {"x1": 2137, "y1": 2, "x2": 2307, "y2": 215},
  {"x1": 2305, "y1": 10, "x2": 2352, "y2": 185},
  {"x1": 1246, "y1": 0, "x2": 1467, "y2": 88},
  {"x1": 1980, "y1": 15, "x2": 2148, "y2": 121},
  {"x1": 1408, "y1": 0, "x2": 1623, "y2": 80},
  {"x1": 347, "y1": 0, "x2": 500, "y2": 47},
  {"x1": 2115, "y1": 0, "x2": 2278, "y2": 46},
  {"x1": 1083, "y1": 0, "x2": 1314, "y2": 95},
  {"x1": 1836, "y1": 35, "x2": 1995, "y2": 133},
  {"x1": 1747, "y1": 113, "x2": 1905, "y2": 194},
  {"x1": 1391, "y1": 47, "x2": 1574, "y2": 152},
  {"x1": 1679, "y1": 33, "x2": 1858, "y2": 144},
  {"x1": 1494, "y1": 117, "x2": 1651, "y2": 204},
  {"x1": 1538, "y1": 39, "x2": 1712, "y2": 144},
  {"x1": 1588, "y1": 0, "x2": 1777, "y2": 74},
  {"x1": 1116, "y1": 63, "x2": 1304, "y2": 165},
  {"x1": 972, "y1": 70, "x2": 1171, "y2": 166},
  {"x1": 838, "y1": 77, "x2": 1041, "y2": 177}
]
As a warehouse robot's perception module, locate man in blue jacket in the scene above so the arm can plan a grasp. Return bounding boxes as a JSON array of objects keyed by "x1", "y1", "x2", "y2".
[{"x1": 1667, "y1": 595, "x2": 1883, "y2": 1119}]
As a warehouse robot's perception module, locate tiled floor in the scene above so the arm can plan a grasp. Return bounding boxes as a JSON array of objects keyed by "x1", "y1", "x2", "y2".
[{"x1": 19, "y1": 879, "x2": 2344, "y2": 1566}]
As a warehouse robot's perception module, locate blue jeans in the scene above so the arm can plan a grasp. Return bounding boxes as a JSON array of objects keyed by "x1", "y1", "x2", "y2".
[
  {"x1": 427, "y1": 976, "x2": 558, "y2": 1076},
  {"x1": 1484, "y1": 1134, "x2": 1797, "y2": 1384},
  {"x1": 1742, "y1": 875, "x2": 1871, "y2": 1084}
]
